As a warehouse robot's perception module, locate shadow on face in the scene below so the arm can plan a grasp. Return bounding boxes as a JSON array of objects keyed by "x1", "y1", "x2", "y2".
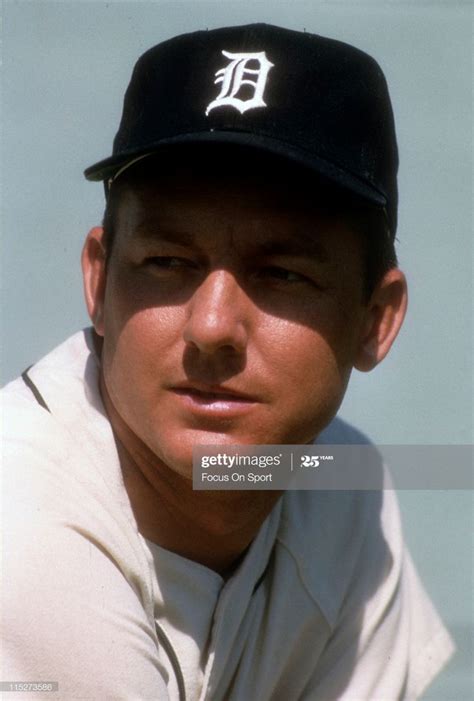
[
  {"x1": 81, "y1": 145, "x2": 405, "y2": 468},
  {"x1": 105, "y1": 144, "x2": 371, "y2": 329}
]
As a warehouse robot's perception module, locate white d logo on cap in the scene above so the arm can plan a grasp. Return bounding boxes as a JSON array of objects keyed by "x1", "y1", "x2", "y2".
[{"x1": 205, "y1": 50, "x2": 274, "y2": 116}]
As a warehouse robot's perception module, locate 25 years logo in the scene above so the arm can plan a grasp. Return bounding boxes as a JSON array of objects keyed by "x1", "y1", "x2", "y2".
[{"x1": 300, "y1": 455, "x2": 334, "y2": 467}]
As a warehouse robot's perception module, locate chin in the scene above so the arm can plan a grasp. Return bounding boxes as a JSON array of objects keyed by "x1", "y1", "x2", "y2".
[{"x1": 151, "y1": 428, "x2": 259, "y2": 480}]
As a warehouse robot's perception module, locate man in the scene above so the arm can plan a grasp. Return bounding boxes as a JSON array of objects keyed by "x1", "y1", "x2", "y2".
[{"x1": 2, "y1": 23, "x2": 454, "y2": 700}]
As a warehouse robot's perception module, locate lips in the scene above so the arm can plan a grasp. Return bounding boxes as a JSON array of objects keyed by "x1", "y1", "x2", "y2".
[
  {"x1": 170, "y1": 382, "x2": 258, "y2": 402},
  {"x1": 168, "y1": 382, "x2": 259, "y2": 415}
]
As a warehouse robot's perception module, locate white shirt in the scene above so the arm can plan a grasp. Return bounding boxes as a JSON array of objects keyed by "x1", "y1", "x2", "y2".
[{"x1": 1, "y1": 329, "x2": 454, "y2": 700}]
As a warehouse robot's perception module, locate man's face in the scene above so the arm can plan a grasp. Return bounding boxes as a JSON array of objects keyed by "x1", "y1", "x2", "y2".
[{"x1": 93, "y1": 166, "x2": 370, "y2": 478}]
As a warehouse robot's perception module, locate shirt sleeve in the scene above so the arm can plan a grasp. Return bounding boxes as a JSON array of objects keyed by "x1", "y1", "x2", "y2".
[
  {"x1": 299, "y1": 484, "x2": 455, "y2": 700},
  {"x1": 1, "y1": 399, "x2": 171, "y2": 701}
]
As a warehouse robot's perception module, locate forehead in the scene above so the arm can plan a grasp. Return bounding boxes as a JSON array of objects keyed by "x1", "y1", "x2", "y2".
[
  {"x1": 118, "y1": 182, "x2": 352, "y2": 263},
  {"x1": 109, "y1": 146, "x2": 367, "y2": 259},
  {"x1": 119, "y1": 168, "x2": 323, "y2": 224}
]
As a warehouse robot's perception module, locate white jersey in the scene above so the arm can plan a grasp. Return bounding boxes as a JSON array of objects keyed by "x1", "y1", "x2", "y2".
[{"x1": 1, "y1": 329, "x2": 454, "y2": 700}]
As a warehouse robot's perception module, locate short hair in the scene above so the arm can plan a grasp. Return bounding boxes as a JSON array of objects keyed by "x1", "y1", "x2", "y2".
[{"x1": 101, "y1": 145, "x2": 397, "y2": 303}]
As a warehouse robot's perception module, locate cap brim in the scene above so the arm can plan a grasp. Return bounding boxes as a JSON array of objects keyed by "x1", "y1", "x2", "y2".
[{"x1": 84, "y1": 130, "x2": 387, "y2": 208}]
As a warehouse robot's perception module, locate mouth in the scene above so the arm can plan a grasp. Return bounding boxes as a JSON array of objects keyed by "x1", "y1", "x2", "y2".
[{"x1": 169, "y1": 383, "x2": 259, "y2": 414}]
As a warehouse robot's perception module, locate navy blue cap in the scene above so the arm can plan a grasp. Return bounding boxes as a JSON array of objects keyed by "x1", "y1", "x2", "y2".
[{"x1": 84, "y1": 23, "x2": 399, "y2": 235}]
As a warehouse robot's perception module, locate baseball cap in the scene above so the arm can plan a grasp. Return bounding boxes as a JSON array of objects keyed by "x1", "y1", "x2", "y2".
[{"x1": 84, "y1": 23, "x2": 399, "y2": 235}]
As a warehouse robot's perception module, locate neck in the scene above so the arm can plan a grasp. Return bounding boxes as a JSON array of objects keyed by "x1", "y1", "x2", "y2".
[{"x1": 100, "y1": 374, "x2": 283, "y2": 575}]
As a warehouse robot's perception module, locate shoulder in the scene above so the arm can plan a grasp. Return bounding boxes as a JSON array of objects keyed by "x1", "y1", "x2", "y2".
[
  {"x1": 2, "y1": 382, "x2": 165, "y2": 697},
  {"x1": 2, "y1": 382, "x2": 128, "y2": 555},
  {"x1": 276, "y1": 416, "x2": 397, "y2": 626},
  {"x1": 276, "y1": 416, "x2": 455, "y2": 699},
  {"x1": 2, "y1": 382, "x2": 78, "y2": 491},
  {"x1": 1, "y1": 331, "x2": 149, "y2": 595},
  {"x1": 1, "y1": 330, "x2": 99, "y2": 503}
]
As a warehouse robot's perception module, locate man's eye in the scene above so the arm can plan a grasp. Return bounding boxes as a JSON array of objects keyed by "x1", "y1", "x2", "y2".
[
  {"x1": 147, "y1": 256, "x2": 193, "y2": 269},
  {"x1": 261, "y1": 266, "x2": 307, "y2": 283}
]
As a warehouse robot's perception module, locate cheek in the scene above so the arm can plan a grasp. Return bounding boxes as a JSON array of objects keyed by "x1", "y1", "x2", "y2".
[
  {"x1": 260, "y1": 292, "x2": 361, "y2": 377},
  {"x1": 258, "y1": 308, "x2": 360, "y2": 440},
  {"x1": 100, "y1": 283, "x2": 184, "y2": 425},
  {"x1": 285, "y1": 334, "x2": 351, "y2": 432},
  {"x1": 102, "y1": 261, "x2": 182, "y2": 359}
]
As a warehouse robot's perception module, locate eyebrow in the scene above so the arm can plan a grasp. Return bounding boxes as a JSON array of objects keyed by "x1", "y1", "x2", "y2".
[
  {"x1": 256, "y1": 236, "x2": 329, "y2": 263},
  {"x1": 132, "y1": 222, "x2": 195, "y2": 247},
  {"x1": 131, "y1": 221, "x2": 329, "y2": 263}
]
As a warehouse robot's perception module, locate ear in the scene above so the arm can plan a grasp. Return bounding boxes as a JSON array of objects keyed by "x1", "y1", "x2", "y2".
[
  {"x1": 81, "y1": 226, "x2": 107, "y2": 337},
  {"x1": 354, "y1": 268, "x2": 408, "y2": 372}
]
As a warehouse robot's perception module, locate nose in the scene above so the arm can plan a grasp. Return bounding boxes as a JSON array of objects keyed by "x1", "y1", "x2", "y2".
[{"x1": 183, "y1": 269, "x2": 249, "y2": 354}]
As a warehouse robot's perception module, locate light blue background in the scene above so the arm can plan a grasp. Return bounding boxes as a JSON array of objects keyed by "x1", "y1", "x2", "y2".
[{"x1": 2, "y1": 2, "x2": 473, "y2": 698}]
